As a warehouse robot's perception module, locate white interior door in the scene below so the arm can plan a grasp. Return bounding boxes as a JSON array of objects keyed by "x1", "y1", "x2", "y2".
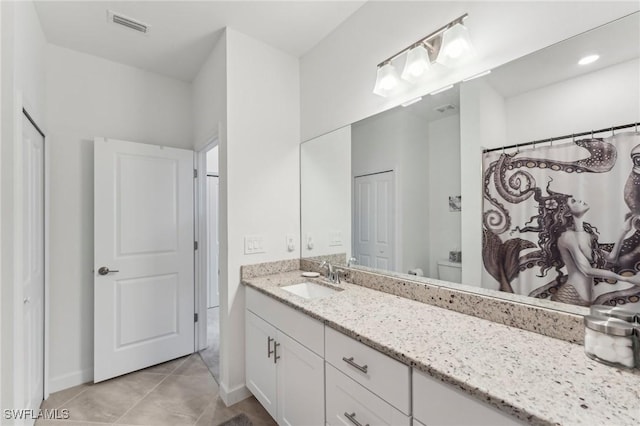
[
  {"x1": 22, "y1": 113, "x2": 45, "y2": 414},
  {"x1": 94, "y1": 137, "x2": 194, "y2": 383},
  {"x1": 207, "y1": 175, "x2": 219, "y2": 308},
  {"x1": 354, "y1": 172, "x2": 395, "y2": 271}
]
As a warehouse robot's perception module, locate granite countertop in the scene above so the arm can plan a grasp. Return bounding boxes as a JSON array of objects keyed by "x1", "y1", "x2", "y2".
[{"x1": 242, "y1": 270, "x2": 640, "y2": 426}]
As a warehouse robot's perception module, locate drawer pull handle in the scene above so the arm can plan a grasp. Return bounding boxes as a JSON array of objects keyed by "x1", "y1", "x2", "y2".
[
  {"x1": 274, "y1": 341, "x2": 281, "y2": 364},
  {"x1": 344, "y1": 412, "x2": 368, "y2": 426},
  {"x1": 342, "y1": 356, "x2": 368, "y2": 373},
  {"x1": 267, "y1": 336, "x2": 274, "y2": 358}
]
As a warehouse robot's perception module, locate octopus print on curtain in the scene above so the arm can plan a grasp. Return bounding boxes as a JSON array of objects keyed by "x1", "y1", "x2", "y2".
[{"x1": 482, "y1": 132, "x2": 640, "y2": 308}]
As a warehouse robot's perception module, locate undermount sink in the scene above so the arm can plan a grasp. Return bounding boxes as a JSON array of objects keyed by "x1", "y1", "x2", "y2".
[{"x1": 281, "y1": 282, "x2": 342, "y2": 300}]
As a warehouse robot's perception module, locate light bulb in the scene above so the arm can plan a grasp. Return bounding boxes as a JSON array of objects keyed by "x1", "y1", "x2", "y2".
[
  {"x1": 437, "y1": 22, "x2": 475, "y2": 67},
  {"x1": 373, "y1": 63, "x2": 401, "y2": 97},
  {"x1": 401, "y1": 45, "x2": 431, "y2": 83}
]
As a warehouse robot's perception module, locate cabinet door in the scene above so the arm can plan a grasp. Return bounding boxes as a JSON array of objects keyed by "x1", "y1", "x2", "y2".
[
  {"x1": 276, "y1": 331, "x2": 325, "y2": 426},
  {"x1": 246, "y1": 311, "x2": 278, "y2": 419}
]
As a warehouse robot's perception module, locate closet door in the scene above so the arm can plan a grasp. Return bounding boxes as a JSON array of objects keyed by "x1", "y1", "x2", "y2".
[
  {"x1": 22, "y1": 112, "x2": 45, "y2": 414},
  {"x1": 354, "y1": 171, "x2": 395, "y2": 271}
]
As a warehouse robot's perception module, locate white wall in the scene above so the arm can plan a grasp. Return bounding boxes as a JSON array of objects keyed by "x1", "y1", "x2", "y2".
[
  {"x1": 45, "y1": 44, "x2": 192, "y2": 392},
  {"x1": 301, "y1": 126, "x2": 351, "y2": 258},
  {"x1": 207, "y1": 146, "x2": 219, "y2": 175},
  {"x1": 428, "y1": 114, "x2": 461, "y2": 277},
  {"x1": 460, "y1": 79, "x2": 507, "y2": 285},
  {"x1": 222, "y1": 28, "x2": 300, "y2": 404},
  {"x1": 505, "y1": 59, "x2": 640, "y2": 144},
  {"x1": 193, "y1": 32, "x2": 227, "y2": 152},
  {"x1": 352, "y1": 107, "x2": 430, "y2": 274},
  {"x1": 1, "y1": 0, "x2": 47, "y2": 410},
  {"x1": 300, "y1": 1, "x2": 639, "y2": 141}
]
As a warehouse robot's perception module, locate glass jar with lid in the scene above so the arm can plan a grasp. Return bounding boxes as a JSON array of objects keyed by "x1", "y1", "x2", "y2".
[{"x1": 584, "y1": 315, "x2": 636, "y2": 369}]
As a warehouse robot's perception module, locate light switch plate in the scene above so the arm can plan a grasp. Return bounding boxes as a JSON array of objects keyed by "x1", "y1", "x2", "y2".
[
  {"x1": 244, "y1": 235, "x2": 265, "y2": 254},
  {"x1": 329, "y1": 230, "x2": 343, "y2": 247},
  {"x1": 286, "y1": 234, "x2": 296, "y2": 252}
]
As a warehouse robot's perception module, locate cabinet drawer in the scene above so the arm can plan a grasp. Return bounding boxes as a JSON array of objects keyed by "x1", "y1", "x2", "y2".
[
  {"x1": 246, "y1": 286, "x2": 324, "y2": 356},
  {"x1": 325, "y1": 327, "x2": 410, "y2": 414},
  {"x1": 413, "y1": 369, "x2": 525, "y2": 426},
  {"x1": 326, "y1": 363, "x2": 410, "y2": 426}
]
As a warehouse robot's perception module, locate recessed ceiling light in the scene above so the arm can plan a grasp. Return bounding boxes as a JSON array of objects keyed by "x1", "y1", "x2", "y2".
[{"x1": 578, "y1": 54, "x2": 599, "y2": 66}]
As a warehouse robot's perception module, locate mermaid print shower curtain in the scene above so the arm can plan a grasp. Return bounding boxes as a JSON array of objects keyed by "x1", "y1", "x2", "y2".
[{"x1": 482, "y1": 132, "x2": 640, "y2": 308}]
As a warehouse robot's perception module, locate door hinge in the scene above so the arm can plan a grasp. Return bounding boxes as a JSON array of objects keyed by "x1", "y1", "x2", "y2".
[
  {"x1": 194, "y1": 241, "x2": 198, "y2": 250},
  {"x1": 194, "y1": 169, "x2": 198, "y2": 178},
  {"x1": 194, "y1": 313, "x2": 199, "y2": 322}
]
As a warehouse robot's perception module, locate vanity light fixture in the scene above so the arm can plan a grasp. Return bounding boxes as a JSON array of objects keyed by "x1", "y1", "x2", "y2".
[
  {"x1": 373, "y1": 14, "x2": 474, "y2": 97},
  {"x1": 578, "y1": 54, "x2": 600, "y2": 65},
  {"x1": 430, "y1": 84, "x2": 454, "y2": 95},
  {"x1": 436, "y1": 21, "x2": 476, "y2": 66},
  {"x1": 401, "y1": 45, "x2": 432, "y2": 83},
  {"x1": 373, "y1": 62, "x2": 402, "y2": 97}
]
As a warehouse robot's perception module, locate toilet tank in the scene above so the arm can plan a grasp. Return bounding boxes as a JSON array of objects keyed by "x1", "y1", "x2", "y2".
[{"x1": 437, "y1": 260, "x2": 462, "y2": 283}]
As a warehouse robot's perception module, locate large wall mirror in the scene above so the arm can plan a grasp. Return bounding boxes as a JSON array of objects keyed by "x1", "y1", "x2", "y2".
[{"x1": 300, "y1": 12, "x2": 640, "y2": 313}]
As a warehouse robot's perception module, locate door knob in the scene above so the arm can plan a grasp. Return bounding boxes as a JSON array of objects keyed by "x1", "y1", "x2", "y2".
[
  {"x1": 98, "y1": 266, "x2": 119, "y2": 276},
  {"x1": 23, "y1": 297, "x2": 30, "y2": 304}
]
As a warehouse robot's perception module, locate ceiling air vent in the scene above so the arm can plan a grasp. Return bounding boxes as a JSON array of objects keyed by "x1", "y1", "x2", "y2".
[
  {"x1": 434, "y1": 104, "x2": 457, "y2": 114},
  {"x1": 107, "y1": 10, "x2": 150, "y2": 34}
]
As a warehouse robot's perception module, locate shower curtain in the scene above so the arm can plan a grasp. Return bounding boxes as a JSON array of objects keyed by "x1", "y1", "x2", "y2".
[{"x1": 481, "y1": 132, "x2": 640, "y2": 308}]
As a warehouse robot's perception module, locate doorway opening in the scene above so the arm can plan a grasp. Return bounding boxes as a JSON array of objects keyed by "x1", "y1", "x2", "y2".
[{"x1": 196, "y1": 141, "x2": 220, "y2": 383}]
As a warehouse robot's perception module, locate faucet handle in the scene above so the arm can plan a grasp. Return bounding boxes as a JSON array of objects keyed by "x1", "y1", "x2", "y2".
[
  {"x1": 347, "y1": 257, "x2": 357, "y2": 267},
  {"x1": 334, "y1": 268, "x2": 348, "y2": 284}
]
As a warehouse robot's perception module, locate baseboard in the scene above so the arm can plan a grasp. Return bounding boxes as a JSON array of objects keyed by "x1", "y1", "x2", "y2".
[
  {"x1": 49, "y1": 368, "x2": 93, "y2": 393},
  {"x1": 219, "y1": 382, "x2": 251, "y2": 406}
]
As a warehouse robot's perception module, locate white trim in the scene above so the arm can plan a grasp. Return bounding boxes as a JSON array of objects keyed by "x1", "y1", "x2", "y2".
[
  {"x1": 48, "y1": 368, "x2": 93, "y2": 393},
  {"x1": 219, "y1": 382, "x2": 251, "y2": 406},
  {"x1": 195, "y1": 136, "x2": 219, "y2": 352},
  {"x1": 15, "y1": 99, "x2": 50, "y2": 408},
  {"x1": 43, "y1": 120, "x2": 50, "y2": 400},
  {"x1": 12, "y1": 91, "x2": 26, "y2": 412}
]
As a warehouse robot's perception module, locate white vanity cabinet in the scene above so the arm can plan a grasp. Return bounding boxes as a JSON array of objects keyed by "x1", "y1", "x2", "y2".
[
  {"x1": 412, "y1": 370, "x2": 525, "y2": 426},
  {"x1": 325, "y1": 327, "x2": 411, "y2": 425},
  {"x1": 245, "y1": 287, "x2": 325, "y2": 425}
]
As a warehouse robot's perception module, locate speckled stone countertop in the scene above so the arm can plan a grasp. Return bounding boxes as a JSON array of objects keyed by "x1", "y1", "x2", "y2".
[{"x1": 242, "y1": 270, "x2": 640, "y2": 426}]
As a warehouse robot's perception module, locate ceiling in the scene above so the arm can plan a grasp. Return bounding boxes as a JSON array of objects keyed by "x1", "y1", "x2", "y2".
[
  {"x1": 486, "y1": 11, "x2": 640, "y2": 98},
  {"x1": 34, "y1": 1, "x2": 366, "y2": 82}
]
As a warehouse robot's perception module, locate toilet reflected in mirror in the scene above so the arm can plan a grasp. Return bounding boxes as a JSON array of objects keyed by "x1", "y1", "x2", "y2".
[{"x1": 437, "y1": 260, "x2": 462, "y2": 283}]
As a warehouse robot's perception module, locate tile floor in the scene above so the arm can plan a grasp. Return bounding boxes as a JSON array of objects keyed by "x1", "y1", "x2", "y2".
[
  {"x1": 199, "y1": 307, "x2": 220, "y2": 383},
  {"x1": 36, "y1": 354, "x2": 275, "y2": 426}
]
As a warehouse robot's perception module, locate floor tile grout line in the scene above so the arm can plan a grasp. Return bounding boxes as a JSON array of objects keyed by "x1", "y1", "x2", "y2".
[
  {"x1": 168, "y1": 354, "x2": 191, "y2": 375},
  {"x1": 45, "y1": 354, "x2": 189, "y2": 408},
  {"x1": 50, "y1": 386, "x2": 91, "y2": 411},
  {"x1": 111, "y1": 372, "x2": 172, "y2": 425},
  {"x1": 118, "y1": 362, "x2": 198, "y2": 426},
  {"x1": 192, "y1": 398, "x2": 214, "y2": 426}
]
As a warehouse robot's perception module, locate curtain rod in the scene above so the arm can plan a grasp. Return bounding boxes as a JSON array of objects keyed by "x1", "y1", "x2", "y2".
[{"x1": 483, "y1": 122, "x2": 639, "y2": 154}]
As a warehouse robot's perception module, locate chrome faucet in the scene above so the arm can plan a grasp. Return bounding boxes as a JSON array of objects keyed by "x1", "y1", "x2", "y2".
[
  {"x1": 319, "y1": 260, "x2": 333, "y2": 279},
  {"x1": 319, "y1": 260, "x2": 347, "y2": 284}
]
